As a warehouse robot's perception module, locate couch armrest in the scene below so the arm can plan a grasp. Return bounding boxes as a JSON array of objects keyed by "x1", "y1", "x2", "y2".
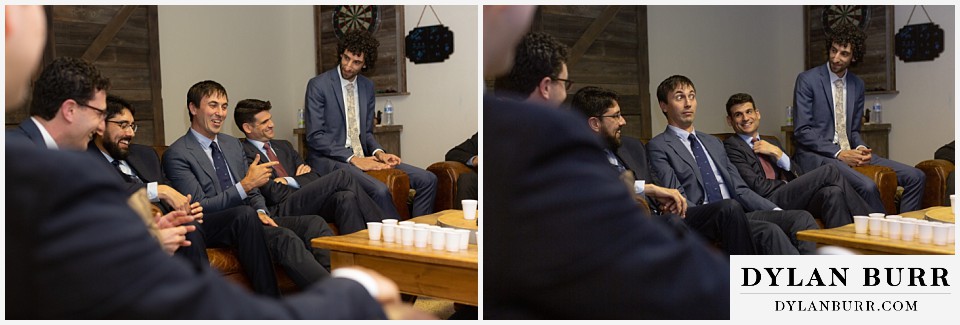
[
  {"x1": 365, "y1": 169, "x2": 411, "y2": 220},
  {"x1": 853, "y1": 165, "x2": 898, "y2": 214},
  {"x1": 916, "y1": 159, "x2": 955, "y2": 208},
  {"x1": 427, "y1": 161, "x2": 475, "y2": 211}
]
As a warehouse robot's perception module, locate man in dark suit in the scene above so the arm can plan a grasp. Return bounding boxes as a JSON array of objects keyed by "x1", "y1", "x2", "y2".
[
  {"x1": 484, "y1": 6, "x2": 729, "y2": 319},
  {"x1": 234, "y1": 98, "x2": 385, "y2": 234},
  {"x1": 935, "y1": 141, "x2": 955, "y2": 204},
  {"x1": 494, "y1": 32, "x2": 571, "y2": 106},
  {"x1": 444, "y1": 132, "x2": 478, "y2": 209},
  {"x1": 723, "y1": 93, "x2": 871, "y2": 228},
  {"x1": 163, "y1": 80, "x2": 334, "y2": 290},
  {"x1": 569, "y1": 86, "x2": 774, "y2": 255},
  {"x1": 303, "y1": 29, "x2": 437, "y2": 219},
  {"x1": 647, "y1": 75, "x2": 818, "y2": 255},
  {"x1": 89, "y1": 95, "x2": 281, "y2": 296},
  {"x1": 793, "y1": 22, "x2": 924, "y2": 213}
]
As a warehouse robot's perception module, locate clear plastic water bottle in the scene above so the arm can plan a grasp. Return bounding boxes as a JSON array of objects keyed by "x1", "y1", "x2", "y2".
[
  {"x1": 297, "y1": 108, "x2": 305, "y2": 128},
  {"x1": 872, "y1": 97, "x2": 882, "y2": 124},
  {"x1": 785, "y1": 105, "x2": 793, "y2": 126},
  {"x1": 384, "y1": 100, "x2": 394, "y2": 125}
]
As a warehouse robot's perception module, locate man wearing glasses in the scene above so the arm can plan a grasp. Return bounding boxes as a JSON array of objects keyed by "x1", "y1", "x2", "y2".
[
  {"x1": 303, "y1": 29, "x2": 437, "y2": 219},
  {"x1": 8, "y1": 56, "x2": 109, "y2": 150},
  {"x1": 494, "y1": 32, "x2": 573, "y2": 106}
]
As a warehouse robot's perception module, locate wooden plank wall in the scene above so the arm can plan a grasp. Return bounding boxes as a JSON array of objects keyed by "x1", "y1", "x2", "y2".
[
  {"x1": 534, "y1": 5, "x2": 651, "y2": 141},
  {"x1": 5, "y1": 5, "x2": 165, "y2": 146}
]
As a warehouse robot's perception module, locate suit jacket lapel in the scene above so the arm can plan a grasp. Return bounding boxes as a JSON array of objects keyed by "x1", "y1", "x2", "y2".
[
  {"x1": 735, "y1": 136, "x2": 764, "y2": 174},
  {"x1": 329, "y1": 71, "x2": 347, "y2": 121},
  {"x1": 698, "y1": 131, "x2": 734, "y2": 192},
  {"x1": 845, "y1": 74, "x2": 857, "y2": 130},
  {"x1": 184, "y1": 132, "x2": 220, "y2": 192},
  {"x1": 663, "y1": 128, "x2": 704, "y2": 190}
]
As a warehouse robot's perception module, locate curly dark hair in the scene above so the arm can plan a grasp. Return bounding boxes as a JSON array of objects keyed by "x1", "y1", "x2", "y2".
[
  {"x1": 105, "y1": 95, "x2": 135, "y2": 121},
  {"x1": 234, "y1": 98, "x2": 272, "y2": 133},
  {"x1": 186, "y1": 80, "x2": 228, "y2": 122},
  {"x1": 826, "y1": 22, "x2": 866, "y2": 66},
  {"x1": 338, "y1": 30, "x2": 380, "y2": 70},
  {"x1": 493, "y1": 32, "x2": 569, "y2": 99},
  {"x1": 570, "y1": 86, "x2": 620, "y2": 120},
  {"x1": 30, "y1": 57, "x2": 111, "y2": 120}
]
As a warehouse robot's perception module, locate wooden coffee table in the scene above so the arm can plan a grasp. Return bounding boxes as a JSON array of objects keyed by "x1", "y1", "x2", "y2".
[
  {"x1": 311, "y1": 210, "x2": 478, "y2": 305},
  {"x1": 797, "y1": 207, "x2": 955, "y2": 255}
]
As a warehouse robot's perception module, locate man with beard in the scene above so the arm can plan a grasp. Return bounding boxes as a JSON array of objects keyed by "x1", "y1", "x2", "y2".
[
  {"x1": 569, "y1": 86, "x2": 762, "y2": 255},
  {"x1": 89, "y1": 95, "x2": 282, "y2": 296}
]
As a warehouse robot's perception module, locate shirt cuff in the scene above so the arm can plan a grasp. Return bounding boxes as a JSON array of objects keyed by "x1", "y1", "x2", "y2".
[
  {"x1": 285, "y1": 177, "x2": 300, "y2": 189},
  {"x1": 147, "y1": 182, "x2": 159, "y2": 202},
  {"x1": 235, "y1": 183, "x2": 248, "y2": 200},
  {"x1": 773, "y1": 207, "x2": 783, "y2": 211},
  {"x1": 634, "y1": 180, "x2": 645, "y2": 195},
  {"x1": 777, "y1": 154, "x2": 791, "y2": 172},
  {"x1": 466, "y1": 155, "x2": 477, "y2": 167},
  {"x1": 834, "y1": 149, "x2": 842, "y2": 158},
  {"x1": 331, "y1": 268, "x2": 379, "y2": 298}
]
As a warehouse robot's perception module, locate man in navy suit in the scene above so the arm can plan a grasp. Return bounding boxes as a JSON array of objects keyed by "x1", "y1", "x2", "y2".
[
  {"x1": 234, "y1": 98, "x2": 385, "y2": 234},
  {"x1": 163, "y1": 80, "x2": 334, "y2": 290},
  {"x1": 484, "y1": 6, "x2": 729, "y2": 319},
  {"x1": 444, "y1": 133, "x2": 478, "y2": 209},
  {"x1": 723, "y1": 93, "x2": 871, "y2": 228},
  {"x1": 494, "y1": 32, "x2": 571, "y2": 106},
  {"x1": 792, "y1": 23, "x2": 924, "y2": 213},
  {"x1": 647, "y1": 75, "x2": 818, "y2": 255},
  {"x1": 90, "y1": 95, "x2": 281, "y2": 295},
  {"x1": 303, "y1": 30, "x2": 437, "y2": 219}
]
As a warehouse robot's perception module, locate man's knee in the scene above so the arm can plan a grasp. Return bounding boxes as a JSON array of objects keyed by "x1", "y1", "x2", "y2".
[{"x1": 901, "y1": 167, "x2": 926, "y2": 185}]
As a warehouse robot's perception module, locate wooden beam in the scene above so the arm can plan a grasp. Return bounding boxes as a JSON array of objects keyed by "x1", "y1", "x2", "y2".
[
  {"x1": 146, "y1": 5, "x2": 165, "y2": 146},
  {"x1": 635, "y1": 6, "x2": 651, "y2": 141},
  {"x1": 81, "y1": 5, "x2": 137, "y2": 62},
  {"x1": 567, "y1": 5, "x2": 621, "y2": 66}
]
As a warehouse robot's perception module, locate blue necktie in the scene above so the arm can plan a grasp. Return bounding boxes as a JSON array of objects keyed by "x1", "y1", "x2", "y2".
[
  {"x1": 605, "y1": 149, "x2": 626, "y2": 173},
  {"x1": 210, "y1": 141, "x2": 233, "y2": 192},
  {"x1": 688, "y1": 133, "x2": 723, "y2": 203},
  {"x1": 112, "y1": 159, "x2": 144, "y2": 184}
]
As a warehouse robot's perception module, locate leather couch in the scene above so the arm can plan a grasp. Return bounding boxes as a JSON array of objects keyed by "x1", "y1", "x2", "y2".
[
  {"x1": 915, "y1": 159, "x2": 954, "y2": 209},
  {"x1": 426, "y1": 161, "x2": 475, "y2": 211}
]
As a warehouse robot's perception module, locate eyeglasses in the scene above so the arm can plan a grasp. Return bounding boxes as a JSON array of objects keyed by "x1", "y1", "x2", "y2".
[
  {"x1": 76, "y1": 102, "x2": 107, "y2": 120},
  {"x1": 552, "y1": 77, "x2": 574, "y2": 91},
  {"x1": 597, "y1": 112, "x2": 624, "y2": 120},
  {"x1": 107, "y1": 120, "x2": 139, "y2": 132}
]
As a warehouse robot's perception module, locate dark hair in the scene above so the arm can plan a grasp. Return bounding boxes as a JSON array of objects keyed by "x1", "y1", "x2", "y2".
[
  {"x1": 30, "y1": 57, "x2": 111, "y2": 120},
  {"x1": 106, "y1": 95, "x2": 135, "y2": 120},
  {"x1": 725, "y1": 93, "x2": 756, "y2": 116},
  {"x1": 826, "y1": 23, "x2": 866, "y2": 65},
  {"x1": 656, "y1": 75, "x2": 696, "y2": 104},
  {"x1": 570, "y1": 86, "x2": 620, "y2": 120},
  {"x1": 493, "y1": 32, "x2": 569, "y2": 99},
  {"x1": 337, "y1": 30, "x2": 380, "y2": 70},
  {"x1": 234, "y1": 98, "x2": 272, "y2": 133},
  {"x1": 186, "y1": 80, "x2": 227, "y2": 122}
]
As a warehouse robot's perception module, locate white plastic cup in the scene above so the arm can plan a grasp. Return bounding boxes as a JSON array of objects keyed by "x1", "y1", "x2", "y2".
[
  {"x1": 901, "y1": 222, "x2": 917, "y2": 241},
  {"x1": 932, "y1": 224, "x2": 949, "y2": 246},
  {"x1": 885, "y1": 215, "x2": 902, "y2": 220},
  {"x1": 366, "y1": 222, "x2": 382, "y2": 241},
  {"x1": 400, "y1": 226, "x2": 415, "y2": 246},
  {"x1": 887, "y1": 220, "x2": 901, "y2": 240},
  {"x1": 382, "y1": 219, "x2": 399, "y2": 225},
  {"x1": 414, "y1": 227, "x2": 429, "y2": 248},
  {"x1": 880, "y1": 219, "x2": 889, "y2": 237},
  {"x1": 918, "y1": 223, "x2": 934, "y2": 244},
  {"x1": 414, "y1": 224, "x2": 430, "y2": 243},
  {"x1": 462, "y1": 200, "x2": 478, "y2": 220},
  {"x1": 430, "y1": 229, "x2": 446, "y2": 250},
  {"x1": 382, "y1": 223, "x2": 397, "y2": 243},
  {"x1": 869, "y1": 213, "x2": 886, "y2": 219},
  {"x1": 868, "y1": 217, "x2": 882, "y2": 236},
  {"x1": 947, "y1": 224, "x2": 955, "y2": 244},
  {"x1": 456, "y1": 229, "x2": 471, "y2": 250},
  {"x1": 853, "y1": 216, "x2": 869, "y2": 234},
  {"x1": 951, "y1": 194, "x2": 956, "y2": 215},
  {"x1": 444, "y1": 229, "x2": 460, "y2": 252}
]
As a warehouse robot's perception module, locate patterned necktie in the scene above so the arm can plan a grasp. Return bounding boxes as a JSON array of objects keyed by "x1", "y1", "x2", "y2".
[
  {"x1": 345, "y1": 82, "x2": 364, "y2": 158},
  {"x1": 262, "y1": 142, "x2": 289, "y2": 178},
  {"x1": 209, "y1": 141, "x2": 234, "y2": 192},
  {"x1": 688, "y1": 133, "x2": 723, "y2": 204},
  {"x1": 112, "y1": 159, "x2": 144, "y2": 184},
  {"x1": 752, "y1": 137, "x2": 777, "y2": 180},
  {"x1": 834, "y1": 79, "x2": 851, "y2": 151}
]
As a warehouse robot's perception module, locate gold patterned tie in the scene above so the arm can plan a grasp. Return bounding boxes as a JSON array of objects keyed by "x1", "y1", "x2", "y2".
[
  {"x1": 345, "y1": 82, "x2": 364, "y2": 157},
  {"x1": 834, "y1": 79, "x2": 851, "y2": 151}
]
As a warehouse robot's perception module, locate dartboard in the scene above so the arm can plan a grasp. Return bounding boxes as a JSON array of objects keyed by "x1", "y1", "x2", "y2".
[
  {"x1": 332, "y1": 5, "x2": 380, "y2": 39},
  {"x1": 821, "y1": 5, "x2": 871, "y2": 35}
]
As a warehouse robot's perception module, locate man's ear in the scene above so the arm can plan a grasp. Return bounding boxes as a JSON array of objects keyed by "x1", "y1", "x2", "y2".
[
  {"x1": 725, "y1": 116, "x2": 734, "y2": 129},
  {"x1": 188, "y1": 102, "x2": 198, "y2": 119},
  {"x1": 537, "y1": 76, "x2": 552, "y2": 100},
  {"x1": 242, "y1": 122, "x2": 253, "y2": 135},
  {"x1": 59, "y1": 99, "x2": 78, "y2": 123},
  {"x1": 588, "y1": 117, "x2": 602, "y2": 132}
]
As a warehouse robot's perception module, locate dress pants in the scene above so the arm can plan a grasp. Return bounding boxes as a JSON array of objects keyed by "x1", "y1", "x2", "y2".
[
  {"x1": 192, "y1": 205, "x2": 280, "y2": 297},
  {"x1": 767, "y1": 164, "x2": 871, "y2": 228},
  {"x1": 746, "y1": 210, "x2": 818, "y2": 254},
  {"x1": 263, "y1": 215, "x2": 334, "y2": 290},
  {"x1": 822, "y1": 155, "x2": 925, "y2": 213},
  {"x1": 454, "y1": 172, "x2": 478, "y2": 209},
  {"x1": 274, "y1": 169, "x2": 385, "y2": 234},
  {"x1": 683, "y1": 199, "x2": 757, "y2": 255},
  {"x1": 337, "y1": 161, "x2": 439, "y2": 218}
]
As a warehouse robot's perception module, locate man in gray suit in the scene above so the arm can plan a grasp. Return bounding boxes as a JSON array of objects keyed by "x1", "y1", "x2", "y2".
[
  {"x1": 303, "y1": 30, "x2": 436, "y2": 219},
  {"x1": 163, "y1": 80, "x2": 334, "y2": 290},
  {"x1": 647, "y1": 75, "x2": 819, "y2": 254}
]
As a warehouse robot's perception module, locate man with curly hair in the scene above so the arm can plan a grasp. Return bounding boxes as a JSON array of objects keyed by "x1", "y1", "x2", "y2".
[
  {"x1": 303, "y1": 30, "x2": 437, "y2": 219},
  {"x1": 493, "y1": 32, "x2": 571, "y2": 107},
  {"x1": 793, "y1": 22, "x2": 925, "y2": 213}
]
